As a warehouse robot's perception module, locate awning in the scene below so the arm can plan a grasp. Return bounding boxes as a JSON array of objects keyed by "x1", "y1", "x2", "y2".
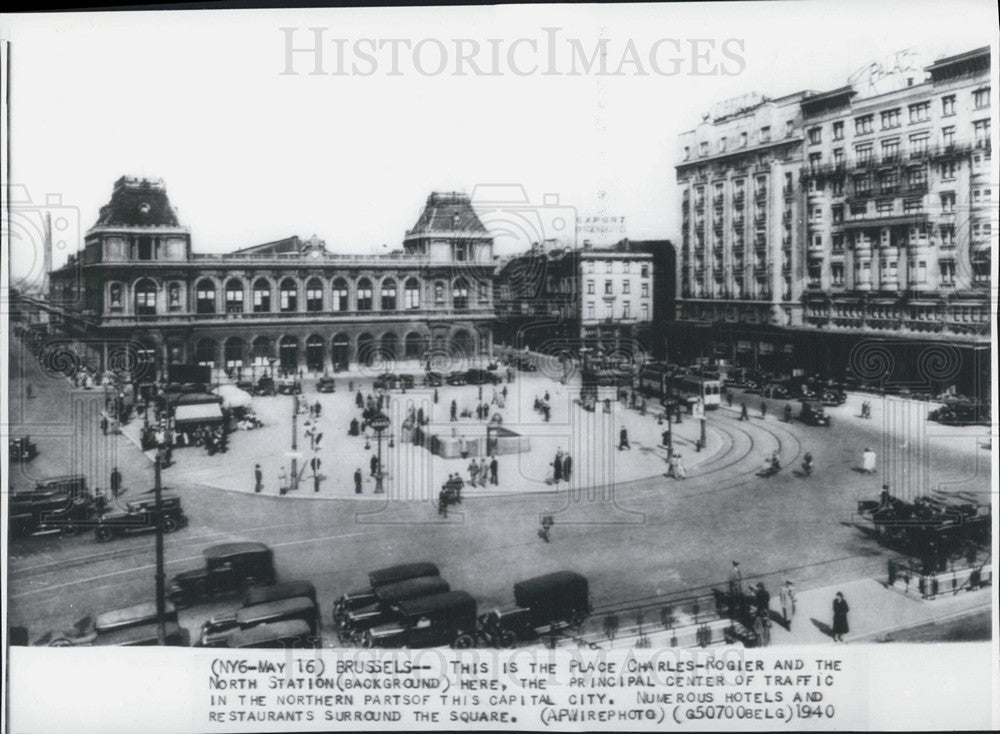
[{"x1": 174, "y1": 403, "x2": 223, "y2": 423}]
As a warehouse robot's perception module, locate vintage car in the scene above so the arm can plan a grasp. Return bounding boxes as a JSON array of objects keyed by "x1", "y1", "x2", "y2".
[
  {"x1": 167, "y1": 542, "x2": 276, "y2": 608},
  {"x1": 478, "y1": 571, "x2": 591, "y2": 648},
  {"x1": 761, "y1": 383, "x2": 790, "y2": 400},
  {"x1": 36, "y1": 601, "x2": 179, "y2": 647},
  {"x1": 362, "y1": 590, "x2": 478, "y2": 649},
  {"x1": 276, "y1": 377, "x2": 301, "y2": 395},
  {"x1": 332, "y1": 562, "x2": 440, "y2": 624},
  {"x1": 225, "y1": 619, "x2": 318, "y2": 649},
  {"x1": 10, "y1": 492, "x2": 94, "y2": 538},
  {"x1": 316, "y1": 376, "x2": 337, "y2": 393},
  {"x1": 464, "y1": 368, "x2": 502, "y2": 385},
  {"x1": 94, "y1": 493, "x2": 187, "y2": 542},
  {"x1": 516, "y1": 358, "x2": 538, "y2": 372},
  {"x1": 198, "y1": 596, "x2": 319, "y2": 647},
  {"x1": 197, "y1": 581, "x2": 319, "y2": 646},
  {"x1": 820, "y1": 387, "x2": 847, "y2": 406},
  {"x1": 251, "y1": 376, "x2": 276, "y2": 396},
  {"x1": 9, "y1": 436, "x2": 39, "y2": 463},
  {"x1": 32, "y1": 473, "x2": 89, "y2": 499},
  {"x1": 92, "y1": 621, "x2": 189, "y2": 647},
  {"x1": 445, "y1": 371, "x2": 467, "y2": 386},
  {"x1": 798, "y1": 400, "x2": 831, "y2": 426},
  {"x1": 397, "y1": 374, "x2": 415, "y2": 389},
  {"x1": 424, "y1": 371, "x2": 443, "y2": 387},
  {"x1": 337, "y1": 576, "x2": 451, "y2": 643},
  {"x1": 929, "y1": 400, "x2": 990, "y2": 426}
]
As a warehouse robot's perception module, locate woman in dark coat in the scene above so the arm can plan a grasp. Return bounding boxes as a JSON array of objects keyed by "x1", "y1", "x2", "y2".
[{"x1": 832, "y1": 591, "x2": 849, "y2": 642}]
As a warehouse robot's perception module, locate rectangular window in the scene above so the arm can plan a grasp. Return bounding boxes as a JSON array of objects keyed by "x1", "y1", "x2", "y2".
[
  {"x1": 942, "y1": 95, "x2": 956, "y2": 116},
  {"x1": 641, "y1": 264, "x2": 649, "y2": 278},
  {"x1": 940, "y1": 224, "x2": 955, "y2": 247},
  {"x1": 808, "y1": 127, "x2": 822, "y2": 145},
  {"x1": 942, "y1": 126, "x2": 956, "y2": 147},
  {"x1": 850, "y1": 202, "x2": 867, "y2": 217},
  {"x1": 940, "y1": 261, "x2": 955, "y2": 285},
  {"x1": 832, "y1": 205, "x2": 844, "y2": 223},
  {"x1": 903, "y1": 199, "x2": 923, "y2": 213},
  {"x1": 856, "y1": 143, "x2": 873, "y2": 164},
  {"x1": 587, "y1": 260, "x2": 595, "y2": 273},
  {"x1": 833, "y1": 148, "x2": 844, "y2": 166},
  {"x1": 683, "y1": 146, "x2": 690, "y2": 161},
  {"x1": 940, "y1": 161, "x2": 957, "y2": 180},
  {"x1": 740, "y1": 131, "x2": 748, "y2": 147},
  {"x1": 880, "y1": 109, "x2": 901, "y2": 129},
  {"x1": 699, "y1": 141, "x2": 708, "y2": 156},
  {"x1": 605, "y1": 280, "x2": 613, "y2": 294},
  {"x1": 855, "y1": 115, "x2": 873, "y2": 135},
  {"x1": 908, "y1": 167, "x2": 927, "y2": 186},
  {"x1": 623, "y1": 301, "x2": 630, "y2": 319},
  {"x1": 832, "y1": 233, "x2": 844, "y2": 252},
  {"x1": 908, "y1": 102, "x2": 930, "y2": 123},
  {"x1": 786, "y1": 120, "x2": 795, "y2": 137},
  {"x1": 832, "y1": 121, "x2": 844, "y2": 140},
  {"x1": 622, "y1": 279, "x2": 630, "y2": 294},
  {"x1": 832, "y1": 179, "x2": 844, "y2": 196},
  {"x1": 641, "y1": 282, "x2": 649, "y2": 297},
  {"x1": 917, "y1": 260, "x2": 927, "y2": 282},
  {"x1": 974, "y1": 119, "x2": 991, "y2": 148},
  {"x1": 940, "y1": 192, "x2": 955, "y2": 212},
  {"x1": 587, "y1": 279, "x2": 594, "y2": 294},
  {"x1": 881, "y1": 139, "x2": 900, "y2": 162},
  {"x1": 909, "y1": 134, "x2": 929, "y2": 157},
  {"x1": 808, "y1": 152, "x2": 821, "y2": 171},
  {"x1": 877, "y1": 200, "x2": 894, "y2": 213},
  {"x1": 719, "y1": 136, "x2": 727, "y2": 152},
  {"x1": 831, "y1": 262, "x2": 844, "y2": 286},
  {"x1": 641, "y1": 303, "x2": 649, "y2": 320},
  {"x1": 878, "y1": 171, "x2": 897, "y2": 194},
  {"x1": 973, "y1": 88, "x2": 990, "y2": 109},
  {"x1": 760, "y1": 126, "x2": 771, "y2": 143},
  {"x1": 587, "y1": 303, "x2": 595, "y2": 319}
]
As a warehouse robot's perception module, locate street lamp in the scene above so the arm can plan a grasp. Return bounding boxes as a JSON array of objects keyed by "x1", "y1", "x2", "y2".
[
  {"x1": 153, "y1": 454, "x2": 166, "y2": 645},
  {"x1": 370, "y1": 412, "x2": 391, "y2": 494}
]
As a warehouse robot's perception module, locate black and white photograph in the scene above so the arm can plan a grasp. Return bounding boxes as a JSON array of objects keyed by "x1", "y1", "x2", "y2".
[{"x1": 2, "y1": 1, "x2": 997, "y2": 731}]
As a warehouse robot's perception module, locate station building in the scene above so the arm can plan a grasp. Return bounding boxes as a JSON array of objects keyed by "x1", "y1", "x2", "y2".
[{"x1": 46, "y1": 179, "x2": 495, "y2": 378}]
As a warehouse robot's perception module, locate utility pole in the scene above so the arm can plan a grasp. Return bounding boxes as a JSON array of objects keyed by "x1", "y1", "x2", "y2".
[
  {"x1": 154, "y1": 454, "x2": 166, "y2": 646},
  {"x1": 291, "y1": 393, "x2": 299, "y2": 492}
]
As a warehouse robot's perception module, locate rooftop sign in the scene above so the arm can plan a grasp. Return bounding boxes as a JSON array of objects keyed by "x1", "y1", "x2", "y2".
[
  {"x1": 848, "y1": 49, "x2": 925, "y2": 98},
  {"x1": 711, "y1": 92, "x2": 767, "y2": 122}
]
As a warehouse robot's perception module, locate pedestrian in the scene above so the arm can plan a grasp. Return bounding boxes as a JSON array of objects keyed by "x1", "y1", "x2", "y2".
[
  {"x1": 667, "y1": 451, "x2": 678, "y2": 478},
  {"x1": 760, "y1": 401, "x2": 767, "y2": 418},
  {"x1": 728, "y1": 561, "x2": 743, "y2": 599},
  {"x1": 355, "y1": 391, "x2": 364, "y2": 409},
  {"x1": 370, "y1": 454, "x2": 379, "y2": 477},
  {"x1": 478, "y1": 384, "x2": 483, "y2": 401},
  {"x1": 674, "y1": 451, "x2": 686, "y2": 479},
  {"x1": 349, "y1": 417, "x2": 360, "y2": 436},
  {"x1": 478, "y1": 457, "x2": 488, "y2": 487},
  {"x1": 254, "y1": 464, "x2": 263, "y2": 494},
  {"x1": 26, "y1": 384, "x2": 34, "y2": 399},
  {"x1": 278, "y1": 467, "x2": 288, "y2": 495},
  {"x1": 434, "y1": 387, "x2": 439, "y2": 404},
  {"x1": 110, "y1": 466, "x2": 122, "y2": 495},
  {"x1": 450, "y1": 399, "x2": 457, "y2": 421},
  {"x1": 726, "y1": 391, "x2": 733, "y2": 407},
  {"x1": 553, "y1": 450, "x2": 563, "y2": 483},
  {"x1": 618, "y1": 427, "x2": 630, "y2": 450},
  {"x1": 832, "y1": 591, "x2": 850, "y2": 642},
  {"x1": 563, "y1": 453, "x2": 572, "y2": 482},
  {"x1": 862, "y1": 447, "x2": 877, "y2": 474},
  {"x1": 101, "y1": 415, "x2": 109, "y2": 435},
  {"x1": 755, "y1": 582, "x2": 771, "y2": 646},
  {"x1": 354, "y1": 467, "x2": 363, "y2": 494},
  {"x1": 468, "y1": 458, "x2": 479, "y2": 485},
  {"x1": 779, "y1": 580, "x2": 796, "y2": 630},
  {"x1": 539, "y1": 514, "x2": 554, "y2": 543},
  {"x1": 489, "y1": 455, "x2": 498, "y2": 485},
  {"x1": 739, "y1": 402, "x2": 749, "y2": 421}
]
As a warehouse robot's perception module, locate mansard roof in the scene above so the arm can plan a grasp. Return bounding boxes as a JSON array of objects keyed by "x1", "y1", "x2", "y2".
[
  {"x1": 406, "y1": 192, "x2": 489, "y2": 238},
  {"x1": 94, "y1": 176, "x2": 180, "y2": 228}
]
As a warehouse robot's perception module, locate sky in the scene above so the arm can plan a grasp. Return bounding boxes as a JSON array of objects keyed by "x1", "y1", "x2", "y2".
[{"x1": 2, "y1": 0, "x2": 995, "y2": 282}]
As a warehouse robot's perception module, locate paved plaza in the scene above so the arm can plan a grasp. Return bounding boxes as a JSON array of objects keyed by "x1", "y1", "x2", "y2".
[{"x1": 6, "y1": 336, "x2": 993, "y2": 647}]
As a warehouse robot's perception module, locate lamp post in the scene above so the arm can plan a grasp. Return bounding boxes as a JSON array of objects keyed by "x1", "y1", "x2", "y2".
[
  {"x1": 370, "y1": 412, "x2": 391, "y2": 494},
  {"x1": 290, "y1": 392, "x2": 299, "y2": 492},
  {"x1": 154, "y1": 454, "x2": 166, "y2": 646}
]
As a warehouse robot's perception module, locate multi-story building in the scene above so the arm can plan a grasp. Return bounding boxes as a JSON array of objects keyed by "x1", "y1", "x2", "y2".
[
  {"x1": 47, "y1": 179, "x2": 495, "y2": 378},
  {"x1": 674, "y1": 91, "x2": 808, "y2": 371},
  {"x1": 673, "y1": 46, "x2": 992, "y2": 395},
  {"x1": 495, "y1": 241, "x2": 663, "y2": 357}
]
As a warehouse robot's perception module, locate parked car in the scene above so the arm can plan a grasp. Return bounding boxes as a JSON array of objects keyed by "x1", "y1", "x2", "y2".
[
  {"x1": 32, "y1": 473, "x2": 89, "y2": 499},
  {"x1": 9, "y1": 436, "x2": 38, "y2": 463},
  {"x1": 197, "y1": 581, "x2": 319, "y2": 646},
  {"x1": 316, "y1": 376, "x2": 337, "y2": 393},
  {"x1": 11, "y1": 491, "x2": 94, "y2": 538},
  {"x1": 516, "y1": 358, "x2": 538, "y2": 372},
  {"x1": 363, "y1": 590, "x2": 478, "y2": 649},
  {"x1": 465, "y1": 368, "x2": 501, "y2": 385},
  {"x1": 820, "y1": 388, "x2": 847, "y2": 406},
  {"x1": 445, "y1": 371, "x2": 467, "y2": 386},
  {"x1": 167, "y1": 542, "x2": 276, "y2": 608},
  {"x1": 798, "y1": 400, "x2": 831, "y2": 426},
  {"x1": 198, "y1": 596, "x2": 319, "y2": 647},
  {"x1": 929, "y1": 400, "x2": 990, "y2": 426},
  {"x1": 762, "y1": 383, "x2": 790, "y2": 400},
  {"x1": 92, "y1": 621, "x2": 189, "y2": 647},
  {"x1": 332, "y1": 562, "x2": 441, "y2": 624},
  {"x1": 226, "y1": 619, "x2": 318, "y2": 649},
  {"x1": 397, "y1": 374, "x2": 415, "y2": 389},
  {"x1": 276, "y1": 377, "x2": 301, "y2": 395},
  {"x1": 337, "y1": 575, "x2": 451, "y2": 643},
  {"x1": 35, "y1": 601, "x2": 179, "y2": 647},
  {"x1": 424, "y1": 371, "x2": 443, "y2": 387},
  {"x1": 94, "y1": 493, "x2": 187, "y2": 542},
  {"x1": 374, "y1": 373, "x2": 398, "y2": 390},
  {"x1": 478, "y1": 571, "x2": 591, "y2": 648},
  {"x1": 252, "y1": 376, "x2": 276, "y2": 396}
]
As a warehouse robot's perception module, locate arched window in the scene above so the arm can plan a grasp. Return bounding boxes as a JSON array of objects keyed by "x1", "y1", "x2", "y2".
[
  {"x1": 306, "y1": 278, "x2": 324, "y2": 312},
  {"x1": 279, "y1": 278, "x2": 298, "y2": 312},
  {"x1": 135, "y1": 279, "x2": 157, "y2": 316},
  {"x1": 404, "y1": 278, "x2": 420, "y2": 309},
  {"x1": 332, "y1": 279, "x2": 349, "y2": 311},
  {"x1": 196, "y1": 279, "x2": 216, "y2": 314},
  {"x1": 357, "y1": 278, "x2": 373, "y2": 311},
  {"x1": 453, "y1": 278, "x2": 469, "y2": 310},
  {"x1": 405, "y1": 332, "x2": 425, "y2": 359},
  {"x1": 225, "y1": 279, "x2": 244, "y2": 313},
  {"x1": 380, "y1": 279, "x2": 397, "y2": 310},
  {"x1": 253, "y1": 279, "x2": 271, "y2": 312},
  {"x1": 195, "y1": 339, "x2": 217, "y2": 367}
]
